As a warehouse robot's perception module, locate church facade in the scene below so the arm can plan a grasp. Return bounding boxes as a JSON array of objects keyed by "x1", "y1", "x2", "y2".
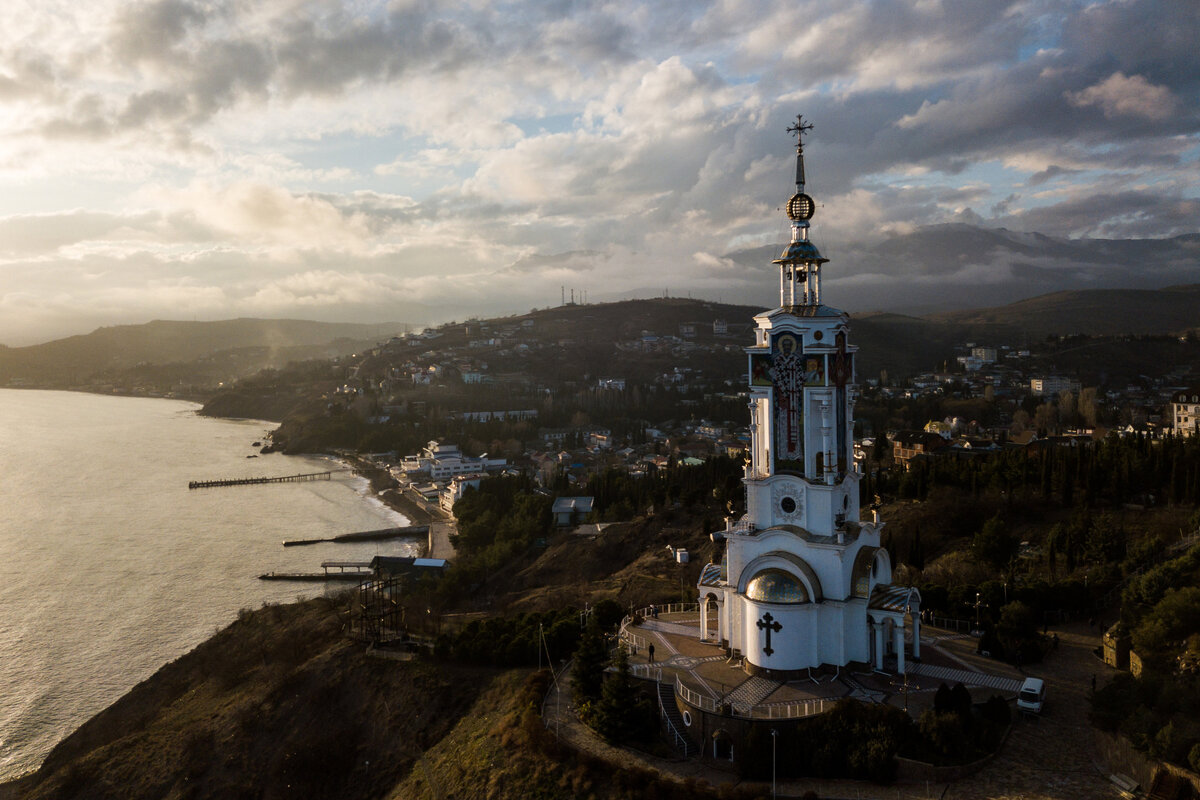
[{"x1": 696, "y1": 117, "x2": 920, "y2": 678}]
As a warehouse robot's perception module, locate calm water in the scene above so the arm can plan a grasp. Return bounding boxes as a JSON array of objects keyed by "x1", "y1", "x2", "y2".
[{"x1": 0, "y1": 389, "x2": 417, "y2": 780}]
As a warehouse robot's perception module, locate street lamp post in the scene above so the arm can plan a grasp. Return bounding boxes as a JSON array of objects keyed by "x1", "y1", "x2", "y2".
[{"x1": 771, "y1": 728, "x2": 778, "y2": 799}]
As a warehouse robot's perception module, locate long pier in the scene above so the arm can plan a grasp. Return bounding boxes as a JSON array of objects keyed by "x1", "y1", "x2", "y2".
[
  {"x1": 258, "y1": 561, "x2": 373, "y2": 582},
  {"x1": 283, "y1": 524, "x2": 431, "y2": 547},
  {"x1": 188, "y1": 471, "x2": 333, "y2": 490}
]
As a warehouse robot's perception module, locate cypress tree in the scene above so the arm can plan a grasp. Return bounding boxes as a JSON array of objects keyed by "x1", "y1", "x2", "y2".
[
  {"x1": 591, "y1": 645, "x2": 654, "y2": 744},
  {"x1": 907, "y1": 525, "x2": 925, "y2": 570},
  {"x1": 571, "y1": 616, "x2": 608, "y2": 706}
]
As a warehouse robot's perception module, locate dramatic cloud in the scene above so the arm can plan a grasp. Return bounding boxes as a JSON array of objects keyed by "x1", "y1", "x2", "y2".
[
  {"x1": 1066, "y1": 72, "x2": 1177, "y2": 120},
  {"x1": 0, "y1": 0, "x2": 1196, "y2": 343}
]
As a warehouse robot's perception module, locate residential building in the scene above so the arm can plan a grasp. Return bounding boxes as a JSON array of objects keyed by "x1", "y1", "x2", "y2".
[
  {"x1": 1031, "y1": 376, "x2": 1080, "y2": 396},
  {"x1": 892, "y1": 430, "x2": 951, "y2": 467},
  {"x1": 401, "y1": 441, "x2": 506, "y2": 479},
  {"x1": 440, "y1": 473, "x2": 485, "y2": 514},
  {"x1": 552, "y1": 496, "x2": 594, "y2": 527},
  {"x1": 1170, "y1": 387, "x2": 1200, "y2": 437}
]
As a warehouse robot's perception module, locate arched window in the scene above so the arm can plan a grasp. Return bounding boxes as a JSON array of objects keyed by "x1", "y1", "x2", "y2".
[{"x1": 851, "y1": 546, "x2": 880, "y2": 599}]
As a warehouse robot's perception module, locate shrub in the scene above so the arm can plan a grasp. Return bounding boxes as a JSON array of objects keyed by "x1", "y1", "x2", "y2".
[
  {"x1": 737, "y1": 700, "x2": 912, "y2": 784},
  {"x1": 918, "y1": 710, "x2": 969, "y2": 762},
  {"x1": 981, "y1": 694, "x2": 1011, "y2": 727}
]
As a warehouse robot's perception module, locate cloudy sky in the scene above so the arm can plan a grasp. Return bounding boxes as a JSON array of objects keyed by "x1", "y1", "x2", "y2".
[{"x1": 0, "y1": 0, "x2": 1196, "y2": 344}]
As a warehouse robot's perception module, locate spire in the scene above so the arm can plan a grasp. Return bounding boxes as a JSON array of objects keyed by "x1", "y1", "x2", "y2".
[
  {"x1": 774, "y1": 114, "x2": 826, "y2": 308},
  {"x1": 787, "y1": 114, "x2": 814, "y2": 192}
]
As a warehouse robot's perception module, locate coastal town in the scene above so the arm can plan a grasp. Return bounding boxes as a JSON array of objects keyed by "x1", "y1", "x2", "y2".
[{"x1": 297, "y1": 308, "x2": 1200, "y2": 516}]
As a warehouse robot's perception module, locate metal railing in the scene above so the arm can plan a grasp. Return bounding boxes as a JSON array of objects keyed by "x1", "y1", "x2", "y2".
[
  {"x1": 742, "y1": 697, "x2": 832, "y2": 719},
  {"x1": 673, "y1": 675, "x2": 833, "y2": 720},
  {"x1": 634, "y1": 602, "x2": 699, "y2": 618},
  {"x1": 651, "y1": 668, "x2": 692, "y2": 757},
  {"x1": 618, "y1": 620, "x2": 652, "y2": 654},
  {"x1": 726, "y1": 515, "x2": 757, "y2": 536},
  {"x1": 619, "y1": 602, "x2": 701, "y2": 652},
  {"x1": 676, "y1": 675, "x2": 719, "y2": 713},
  {"x1": 926, "y1": 615, "x2": 974, "y2": 633},
  {"x1": 628, "y1": 661, "x2": 657, "y2": 678}
]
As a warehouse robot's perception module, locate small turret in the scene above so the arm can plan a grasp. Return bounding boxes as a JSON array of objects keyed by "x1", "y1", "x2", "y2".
[{"x1": 773, "y1": 115, "x2": 827, "y2": 308}]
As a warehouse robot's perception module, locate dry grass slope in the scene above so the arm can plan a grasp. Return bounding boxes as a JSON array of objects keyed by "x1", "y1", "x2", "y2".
[{"x1": 7, "y1": 597, "x2": 489, "y2": 800}]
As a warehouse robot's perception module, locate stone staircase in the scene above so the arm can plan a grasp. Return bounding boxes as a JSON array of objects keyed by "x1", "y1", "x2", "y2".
[
  {"x1": 722, "y1": 675, "x2": 780, "y2": 713},
  {"x1": 656, "y1": 681, "x2": 697, "y2": 756}
]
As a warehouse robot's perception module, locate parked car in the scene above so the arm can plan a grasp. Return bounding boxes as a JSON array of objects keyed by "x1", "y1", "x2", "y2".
[{"x1": 1017, "y1": 677, "x2": 1045, "y2": 714}]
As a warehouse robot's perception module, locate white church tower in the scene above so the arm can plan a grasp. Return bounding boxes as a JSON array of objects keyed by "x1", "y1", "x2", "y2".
[{"x1": 697, "y1": 116, "x2": 920, "y2": 678}]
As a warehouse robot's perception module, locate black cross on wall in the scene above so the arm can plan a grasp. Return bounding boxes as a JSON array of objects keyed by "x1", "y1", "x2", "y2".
[{"x1": 757, "y1": 612, "x2": 782, "y2": 656}]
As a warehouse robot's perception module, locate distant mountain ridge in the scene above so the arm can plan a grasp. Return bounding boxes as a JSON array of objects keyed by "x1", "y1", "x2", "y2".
[
  {"x1": 0, "y1": 318, "x2": 407, "y2": 387},
  {"x1": 3, "y1": 281, "x2": 1199, "y2": 394},
  {"x1": 928, "y1": 284, "x2": 1200, "y2": 336},
  {"x1": 721, "y1": 225, "x2": 1200, "y2": 314}
]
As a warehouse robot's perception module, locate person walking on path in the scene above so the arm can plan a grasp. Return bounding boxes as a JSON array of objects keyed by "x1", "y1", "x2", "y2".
[{"x1": 648, "y1": 644, "x2": 655, "y2": 663}]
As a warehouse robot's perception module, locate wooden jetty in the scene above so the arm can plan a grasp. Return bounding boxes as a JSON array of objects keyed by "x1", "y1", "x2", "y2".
[
  {"x1": 258, "y1": 561, "x2": 373, "y2": 582},
  {"x1": 189, "y1": 471, "x2": 333, "y2": 490},
  {"x1": 283, "y1": 524, "x2": 431, "y2": 547}
]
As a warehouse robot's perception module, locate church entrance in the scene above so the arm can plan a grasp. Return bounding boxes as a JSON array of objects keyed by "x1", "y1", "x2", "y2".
[{"x1": 712, "y1": 730, "x2": 734, "y2": 761}]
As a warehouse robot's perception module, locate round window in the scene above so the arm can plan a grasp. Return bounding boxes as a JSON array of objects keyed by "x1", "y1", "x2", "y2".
[
  {"x1": 781, "y1": 496, "x2": 796, "y2": 514},
  {"x1": 682, "y1": 710, "x2": 693, "y2": 727}
]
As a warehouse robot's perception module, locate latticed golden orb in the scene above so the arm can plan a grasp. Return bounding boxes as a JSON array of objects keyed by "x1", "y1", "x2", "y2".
[{"x1": 786, "y1": 193, "x2": 815, "y2": 221}]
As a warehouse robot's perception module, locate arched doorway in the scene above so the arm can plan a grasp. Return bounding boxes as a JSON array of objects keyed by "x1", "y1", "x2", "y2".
[{"x1": 712, "y1": 729, "x2": 734, "y2": 761}]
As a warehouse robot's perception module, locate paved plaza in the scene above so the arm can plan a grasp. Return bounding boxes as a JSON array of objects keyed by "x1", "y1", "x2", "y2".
[
  {"x1": 542, "y1": 615, "x2": 1127, "y2": 799},
  {"x1": 626, "y1": 613, "x2": 1032, "y2": 720}
]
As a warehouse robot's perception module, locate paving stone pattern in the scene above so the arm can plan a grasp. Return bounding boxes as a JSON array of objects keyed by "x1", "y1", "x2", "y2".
[{"x1": 843, "y1": 672, "x2": 887, "y2": 703}]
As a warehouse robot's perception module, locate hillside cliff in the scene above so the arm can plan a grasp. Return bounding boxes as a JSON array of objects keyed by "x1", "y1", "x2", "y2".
[{"x1": 1, "y1": 598, "x2": 487, "y2": 800}]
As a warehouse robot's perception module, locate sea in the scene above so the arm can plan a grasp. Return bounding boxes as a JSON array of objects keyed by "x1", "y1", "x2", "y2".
[{"x1": 0, "y1": 389, "x2": 419, "y2": 781}]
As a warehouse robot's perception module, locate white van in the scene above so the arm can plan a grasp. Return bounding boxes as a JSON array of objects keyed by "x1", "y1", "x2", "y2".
[{"x1": 1017, "y1": 677, "x2": 1045, "y2": 714}]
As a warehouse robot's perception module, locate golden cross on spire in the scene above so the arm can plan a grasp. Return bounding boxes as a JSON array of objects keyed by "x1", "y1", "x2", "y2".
[{"x1": 787, "y1": 114, "x2": 814, "y2": 149}]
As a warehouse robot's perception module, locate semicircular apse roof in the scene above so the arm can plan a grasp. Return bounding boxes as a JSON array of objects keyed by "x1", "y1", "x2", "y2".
[{"x1": 745, "y1": 568, "x2": 810, "y2": 604}]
